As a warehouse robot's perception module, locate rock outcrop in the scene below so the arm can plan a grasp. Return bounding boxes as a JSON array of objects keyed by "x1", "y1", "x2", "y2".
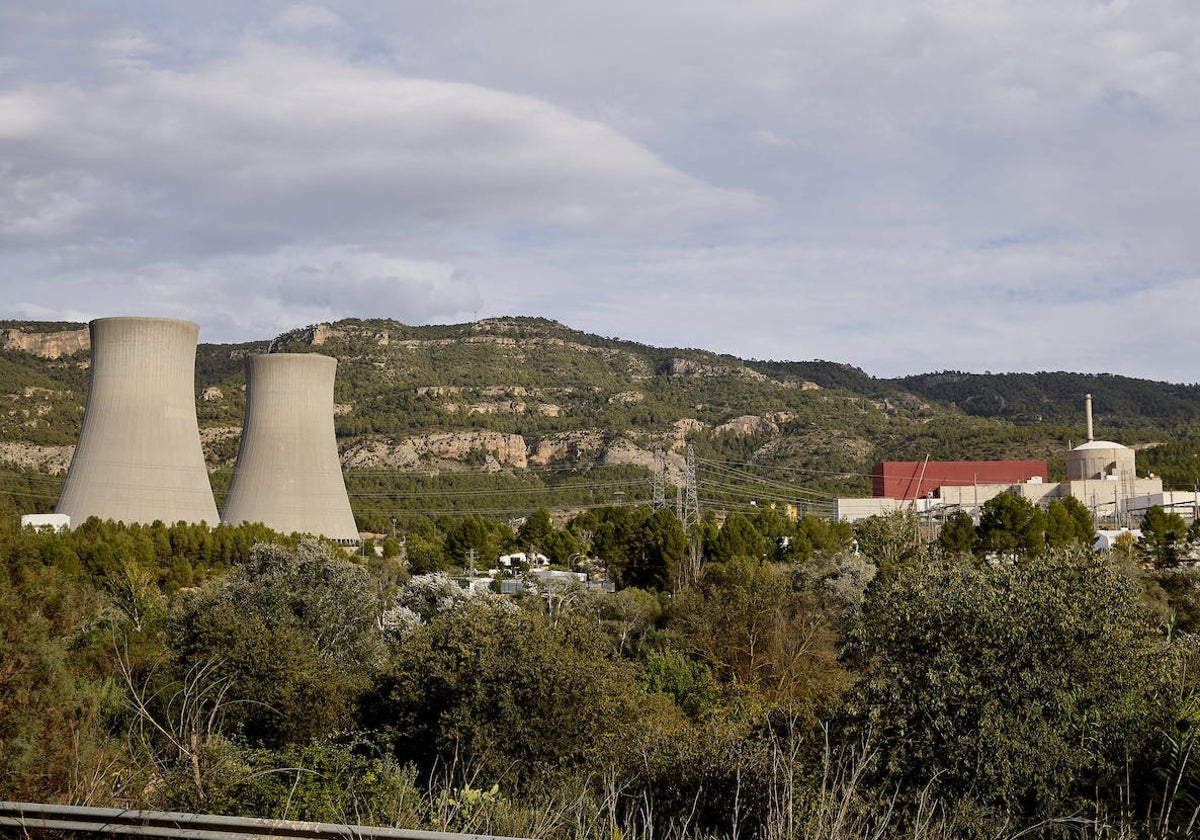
[
  {"x1": 342, "y1": 431, "x2": 529, "y2": 472},
  {"x1": 665, "y1": 357, "x2": 768, "y2": 381},
  {"x1": 0, "y1": 441, "x2": 74, "y2": 474},
  {"x1": 715, "y1": 415, "x2": 780, "y2": 436},
  {"x1": 527, "y1": 430, "x2": 606, "y2": 466},
  {"x1": 1, "y1": 327, "x2": 89, "y2": 359}
]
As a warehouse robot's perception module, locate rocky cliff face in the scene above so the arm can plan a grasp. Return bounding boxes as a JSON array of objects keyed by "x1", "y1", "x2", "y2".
[
  {"x1": 0, "y1": 441, "x2": 73, "y2": 473},
  {"x1": 666, "y1": 357, "x2": 767, "y2": 381},
  {"x1": 341, "y1": 431, "x2": 530, "y2": 472},
  {"x1": 331, "y1": 425, "x2": 699, "y2": 483},
  {"x1": 1, "y1": 328, "x2": 89, "y2": 359}
]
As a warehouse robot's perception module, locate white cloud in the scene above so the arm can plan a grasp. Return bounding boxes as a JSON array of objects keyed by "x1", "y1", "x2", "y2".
[
  {"x1": 0, "y1": 40, "x2": 759, "y2": 263},
  {"x1": 8, "y1": 248, "x2": 483, "y2": 343},
  {"x1": 272, "y1": 4, "x2": 345, "y2": 34}
]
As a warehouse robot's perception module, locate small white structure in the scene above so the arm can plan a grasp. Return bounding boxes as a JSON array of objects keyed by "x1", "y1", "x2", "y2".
[
  {"x1": 498, "y1": 551, "x2": 551, "y2": 568},
  {"x1": 532, "y1": 569, "x2": 587, "y2": 584},
  {"x1": 833, "y1": 498, "x2": 902, "y2": 522},
  {"x1": 1095, "y1": 529, "x2": 1141, "y2": 551},
  {"x1": 21, "y1": 513, "x2": 70, "y2": 532},
  {"x1": 460, "y1": 577, "x2": 497, "y2": 594}
]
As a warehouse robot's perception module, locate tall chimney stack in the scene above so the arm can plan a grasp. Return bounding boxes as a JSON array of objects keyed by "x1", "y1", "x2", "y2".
[{"x1": 1085, "y1": 393, "x2": 1094, "y2": 442}]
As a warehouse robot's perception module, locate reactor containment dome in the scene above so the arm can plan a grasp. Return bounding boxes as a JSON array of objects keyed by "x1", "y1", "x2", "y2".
[
  {"x1": 221, "y1": 353, "x2": 359, "y2": 543},
  {"x1": 56, "y1": 317, "x2": 219, "y2": 525},
  {"x1": 1066, "y1": 394, "x2": 1137, "y2": 482}
]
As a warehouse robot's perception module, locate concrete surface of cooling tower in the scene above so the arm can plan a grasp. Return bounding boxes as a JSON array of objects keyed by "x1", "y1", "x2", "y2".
[
  {"x1": 220, "y1": 353, "x2": 358, "y2": 542},
  {"x1": 56, "y1": 317, "x2": 219, "y2": 525}
]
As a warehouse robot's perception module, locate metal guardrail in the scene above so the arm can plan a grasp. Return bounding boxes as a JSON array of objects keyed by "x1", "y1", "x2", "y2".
[{"x1": 0, "y1": 801, "x2": 533, "y2": 840}]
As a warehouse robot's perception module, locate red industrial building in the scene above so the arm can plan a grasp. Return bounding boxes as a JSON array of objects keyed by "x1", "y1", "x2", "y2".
[{"x1": 872, "y1": 460, "x2": 1049, "y2": 500}]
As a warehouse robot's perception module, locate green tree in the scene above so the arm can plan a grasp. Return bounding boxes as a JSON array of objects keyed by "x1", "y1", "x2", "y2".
[
  {"x1": 849, "y1": 550, "x2": 1183, "y2": 818},
  {"x1": 0, "y1": 535, "x2": 116, "y2": 802},
  {"x1": 854, "y1": 510, "x2": 922, "y2": 575},
  {"x1": 1043, "y1": 496, "x2": 1095, "y2": 550},
  {"x1": 673, "y1": 557, "x2": 850, "y2": 720},
  {"x1": 404, "y1": 520, "x2": 447, "y2": 574},
  {"x1": 169, "y1": 540, "x2": 382, "y2": 747},
  {"x1": 516, "y1": 507, "x2": 553, "y2": 552},
  {"x1": 936, "y1": 509, "x2": 976, "y2": 556},
  {"x1": 797, "y1": 514, "x2": 855, "y2": 558},
  {"x1": 369, "y1": 600, "x2": 649, "y2": 792},
  {"x1": 1140, "y1": 505, "x2": 1191, "y2": 568},
  {"x1": 442, "y1": 515, "x2": 497, "y2": 568},
  {"x1": 540, "y1": 527, "x2": 581, "y2": 567},
  {"x1": 623, "y1": 507, "x2": 685, "y2": 591},
  {"x1": 976, "y1": 493, "x2": 1047, "y2": 557},
  {"x1": 750, "y1": 506, "x2": 793, "y2": 561},
  {"x1": 707, "y1": 511, "x2": 769, "y2": 563}
]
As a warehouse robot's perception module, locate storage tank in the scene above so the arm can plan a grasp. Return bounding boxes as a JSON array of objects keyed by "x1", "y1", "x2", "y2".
[
  {"x1": 221, "y1": 353, "x2": 358, "y2": 543},
  {"x1": 56, "y1": 317, "x2": 219, "y2": 525}
]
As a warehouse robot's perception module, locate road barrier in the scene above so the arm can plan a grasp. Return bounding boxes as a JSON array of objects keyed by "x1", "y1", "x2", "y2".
[{"x1": 0, "y1": 801, "x2": 533, "y2": 840}]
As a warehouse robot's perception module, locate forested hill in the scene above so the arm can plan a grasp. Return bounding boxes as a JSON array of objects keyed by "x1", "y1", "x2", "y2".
[
  {"x1": 896, "y1": 370, "x2": 1200, "y2": 433},
  {"x1": 3, "y1": 315, "x2": 1200, "y2": 523}
]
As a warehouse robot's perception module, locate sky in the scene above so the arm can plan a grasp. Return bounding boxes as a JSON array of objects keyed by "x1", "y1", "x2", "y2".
[{"x1": 2, "y1": 2, "x2": 1198, "y2": 382}]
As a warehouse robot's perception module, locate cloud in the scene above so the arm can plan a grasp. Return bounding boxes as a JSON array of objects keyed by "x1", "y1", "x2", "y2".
[
  {"x1": 8, "y1": 248, "x2": 484, "y2": 343},
  {"x1": 1, "y1": 2, "x2": 1198, "y2": 383},
  {"x1": 272, "y1": 4, "x2": 345, "y2": 34},
  {"x1": 0, "y1": 40, "x2": 759, "y2": 263}
]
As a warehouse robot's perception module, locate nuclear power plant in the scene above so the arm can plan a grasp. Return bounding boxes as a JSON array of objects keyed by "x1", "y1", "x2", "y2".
[
  {"x1": 220, "y1": 353, "x2": 359, "y2": 543},
  {"x1": 53, "y1": 318, "x2": 359, "y2": 543},
  {"x1": 55, "y1": 317, "x2": 220, "y2": 526},
  {"x1": 836, "y1": 393, "x2": 1173, "y2": 525}
]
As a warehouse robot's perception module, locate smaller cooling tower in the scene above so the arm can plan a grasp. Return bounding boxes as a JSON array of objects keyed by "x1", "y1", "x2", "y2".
[
  {"x1": 56, "y1": 317, "x2": 219, "y2": 525},
  {"x1": 221, "y1": 353, "x2": 358, "y2": 543}
]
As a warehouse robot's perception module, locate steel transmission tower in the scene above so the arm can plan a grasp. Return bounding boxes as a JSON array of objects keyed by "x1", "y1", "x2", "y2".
[
  {"x1": 652, "y1": 447, "x2": 666, "y2": 510},
  {"x1": 684, "y1": 445, "x2": 700, "y2": 534},
  {"x1": 682, "y1": 444, "x2": 703, "y2": 586}
]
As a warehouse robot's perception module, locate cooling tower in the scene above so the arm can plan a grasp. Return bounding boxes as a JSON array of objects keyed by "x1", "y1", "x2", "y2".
[
  {"x1": 56, "y1": 317, "x2": 219, "y2": 525},
  {"x1": 221, "y1": 353, "x2": 359, "y2": 543}
]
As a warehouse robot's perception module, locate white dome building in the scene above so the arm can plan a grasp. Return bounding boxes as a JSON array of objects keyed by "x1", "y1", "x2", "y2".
[{"x1": 1066, "y1": 439, "x2": 1137, "y2": 482}]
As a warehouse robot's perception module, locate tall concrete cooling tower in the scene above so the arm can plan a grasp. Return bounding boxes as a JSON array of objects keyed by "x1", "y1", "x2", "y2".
[
  {"x1": 221, "y1": 353, "x2": 359, "y2": 543},
  {"x1": 56, "y1": 317, "x2": 219, "y2": 525}
]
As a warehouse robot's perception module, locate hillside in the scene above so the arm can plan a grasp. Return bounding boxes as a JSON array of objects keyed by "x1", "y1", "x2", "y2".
[
  {"x1": 2, "y1": 316, "x2": 1197, "y2": 529},
  {"x1": 896, "y1": 370, "x2": 1200, "y2": 433}
]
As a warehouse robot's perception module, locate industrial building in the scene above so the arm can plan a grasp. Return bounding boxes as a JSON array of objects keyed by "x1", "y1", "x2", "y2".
[
  {"x1": 221, "y1": 353, "x2": 359, "y2": 544},
  {"x1": 872, "y1": 460, "x2": 1049, "y2": 500},
  {"x1": 55, "y1": 317, "x2": 219, "y2": 526},
  {"x1": 836, "y1": 394, "x2": 1170, "y2": 525}
]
